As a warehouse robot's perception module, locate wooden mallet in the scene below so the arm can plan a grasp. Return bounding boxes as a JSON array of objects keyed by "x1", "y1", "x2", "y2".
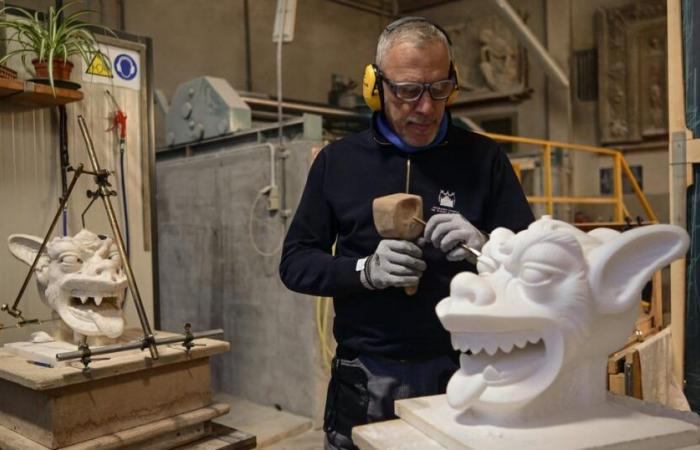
[
  {"x1": 372, "y1": 193, "x2": 425, "y2": 295},
  {"x1": 373, "y1": 194, "x2": 484, "y2": 295}
]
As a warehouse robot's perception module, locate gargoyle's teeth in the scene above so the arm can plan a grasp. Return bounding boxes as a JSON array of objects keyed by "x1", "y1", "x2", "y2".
[
  {"x1": 94, "y1": 296, "x2": 103, "y2": 306},
  {"x1": 527, "y1": 333, "x2": 542, "y2": 344},
  {"x1": 483, "y1": 365, "x2": 500, "y2": 382},
  {"x1": 80, "y1": 296, "x2": 87, "y2": 304},
  {"x1": 451, "y1": 331, "x2": 545, "y2": 356},
  {"x1": 485, "y1": 341, "x2": 498, "y2": 356},
  {"x1": 499, "y1": 341, "x2": 514, "y2": 353}
]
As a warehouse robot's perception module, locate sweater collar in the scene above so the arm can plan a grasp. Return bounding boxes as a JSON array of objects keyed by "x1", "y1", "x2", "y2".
[{"x1": 372, "y1": 112, "x2": 449, "y2": 152}]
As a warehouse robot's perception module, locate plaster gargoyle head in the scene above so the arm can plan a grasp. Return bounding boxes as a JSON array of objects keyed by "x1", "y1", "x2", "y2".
[
  {"x1": 8, "y1": 229, "x2": 128, "y2": 340},
  {"x1": 436, "y1": 216, "x2": 689, "y2": 421}
]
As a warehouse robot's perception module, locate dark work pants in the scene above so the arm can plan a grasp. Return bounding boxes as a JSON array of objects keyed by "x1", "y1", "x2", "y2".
[{"x1": 323, "y1": 350, "x2": 458, "y2": 450}]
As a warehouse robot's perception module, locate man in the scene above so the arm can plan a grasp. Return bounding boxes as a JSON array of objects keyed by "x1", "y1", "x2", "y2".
[{"x1": 279, "y1": 17, "x2": 533, "y2": 449}]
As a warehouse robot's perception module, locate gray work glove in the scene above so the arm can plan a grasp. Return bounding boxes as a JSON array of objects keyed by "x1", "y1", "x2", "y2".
[
  {"x1": 423, "y1": 213, "x2": 486, "y2": 262},
  {"x1": 361, "y1": 239, "x2": 427, "y2": 290}
]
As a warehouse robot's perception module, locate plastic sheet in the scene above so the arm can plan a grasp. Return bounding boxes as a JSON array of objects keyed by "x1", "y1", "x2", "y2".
[{"x1": 685, "y1": 165, "x2": 700, "y2": 411}]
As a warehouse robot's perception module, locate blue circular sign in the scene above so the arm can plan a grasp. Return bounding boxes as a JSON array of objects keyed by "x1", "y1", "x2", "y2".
[{"x1": 114, "y1": 54, "x2": 137, "y2": 81}]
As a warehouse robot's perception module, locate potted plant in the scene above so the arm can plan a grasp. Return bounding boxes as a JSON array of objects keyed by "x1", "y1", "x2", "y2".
[{"x1": 0, "y1": 2, "x2": 113, "y2": 93}]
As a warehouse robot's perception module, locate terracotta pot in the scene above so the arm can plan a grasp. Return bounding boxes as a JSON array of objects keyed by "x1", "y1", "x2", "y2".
[{"x1": 31, "y1": 58, "x2": 74, "y2": 81}]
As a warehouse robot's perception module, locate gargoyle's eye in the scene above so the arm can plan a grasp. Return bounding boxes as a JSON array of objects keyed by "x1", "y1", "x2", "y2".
[
  {"x1": 109, "y1": 252, "x2": 121, "y2": 263},
  {"x1": 519, "y1": 262, "x2": 562, "y2": 287},
  {"x1": 59, "y1": 253, "x2": 83, "y2": 273},
  {"x1": 60, "y1": 254, "x2": 82, "y2": 265}
]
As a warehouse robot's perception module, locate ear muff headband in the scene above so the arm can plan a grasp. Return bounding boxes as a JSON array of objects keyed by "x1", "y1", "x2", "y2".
[
  {"x1": 364, "y1": 17, "x2": 460, "y2": 111},
  {"x1": 384, "y1": 16, "x2": 453, "y2": 46}
]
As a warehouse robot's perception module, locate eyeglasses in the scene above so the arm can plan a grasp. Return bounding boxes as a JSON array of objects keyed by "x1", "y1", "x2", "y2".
[{"x1": 379, "y1": 71, "x2": 456, "y2": 102}]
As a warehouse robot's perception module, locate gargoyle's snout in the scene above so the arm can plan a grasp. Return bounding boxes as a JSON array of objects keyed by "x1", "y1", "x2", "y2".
[
  {"x1": 87, "y1": 258, "x2": 123, "y2": 282},
  {"x1": 450, "y1": 272, "x2": 495, "y2": 306}
]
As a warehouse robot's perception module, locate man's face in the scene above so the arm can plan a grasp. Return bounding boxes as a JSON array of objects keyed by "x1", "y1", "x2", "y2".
[{"x1": 381, "y1": 40, "x2": 451, "y2": 147}]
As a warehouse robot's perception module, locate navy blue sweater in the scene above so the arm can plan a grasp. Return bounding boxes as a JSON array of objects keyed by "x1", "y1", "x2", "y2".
[{"x1": 279, "y1": 117, "x2": 534, "y2": 358}]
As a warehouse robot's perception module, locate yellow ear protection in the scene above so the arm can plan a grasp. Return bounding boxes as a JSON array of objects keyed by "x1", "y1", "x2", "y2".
[
  {"x1": 363, "y1": 17, "x2": 460, "y2": 111},
  {"x1": 362, "y1": 64, "x2": 383, "y2": 112}
]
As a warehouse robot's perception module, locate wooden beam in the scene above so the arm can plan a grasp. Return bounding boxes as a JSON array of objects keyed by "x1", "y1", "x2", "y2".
[{"x1": 667, "y1": 0, "x2": 689, "y2": 387}]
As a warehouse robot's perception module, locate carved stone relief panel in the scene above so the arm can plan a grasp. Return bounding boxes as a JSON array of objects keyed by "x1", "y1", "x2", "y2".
[
  {"x1": 597, "y1": 0, "x2": 667, "y2": 145},
  {"x1": 444, "y1": 14, "x2": 529, "y2": 104}
]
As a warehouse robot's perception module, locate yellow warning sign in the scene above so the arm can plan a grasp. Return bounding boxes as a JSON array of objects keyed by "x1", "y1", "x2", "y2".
[{"x1": 86, "y1": 53, "x2": 113, "y2": 78}]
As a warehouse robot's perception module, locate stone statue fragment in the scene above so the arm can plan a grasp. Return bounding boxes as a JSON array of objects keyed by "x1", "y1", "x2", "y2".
[{"x1": 8, "y1": 229, "x2": 128, "y2": 342}]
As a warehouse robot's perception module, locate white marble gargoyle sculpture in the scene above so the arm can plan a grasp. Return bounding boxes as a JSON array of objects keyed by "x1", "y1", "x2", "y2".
[
  {"x1": 8, "y1": 229, "x2": 128, "y2": 340},
  {"x1": 437, "y1": 216, "x2": 689, "y2": 422}
]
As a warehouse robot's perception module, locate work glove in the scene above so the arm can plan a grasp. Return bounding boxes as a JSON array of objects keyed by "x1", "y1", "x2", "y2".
[
  {"x1": 361, "y1": 239, "x2": 427, "y2": 290},
  {"x1": 423, "y1": 213, "x2": 486, "y2": 262}
]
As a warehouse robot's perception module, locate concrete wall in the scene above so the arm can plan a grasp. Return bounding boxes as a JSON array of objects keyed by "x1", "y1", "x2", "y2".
[{"x1": 155, "y1": 123, "x2": 326, "y2": 420}]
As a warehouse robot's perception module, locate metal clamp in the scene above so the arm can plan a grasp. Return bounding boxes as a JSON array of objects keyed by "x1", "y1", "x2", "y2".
[
  {"x1": 78, "y1": 341, "x2": 92, "y2": 373},
  {"x1": 56, "y1": 326, "x2": 224, "y2": 366}
]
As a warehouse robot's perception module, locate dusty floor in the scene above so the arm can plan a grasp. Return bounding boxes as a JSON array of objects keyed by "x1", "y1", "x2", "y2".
[{"x1": 214, "y1": 392, "x2": 324, "y2": 449}]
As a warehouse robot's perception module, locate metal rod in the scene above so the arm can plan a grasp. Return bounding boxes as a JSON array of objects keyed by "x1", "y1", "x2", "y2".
[
  {"x1": 240, "y1": 96, "x2": 362, "y2": 118},
  {"x1": 405, "y1": 159, "x2": 411, "y2": 193},
  {"x1": 244, "y1": 0, "x2": 253, "y2": 92},
  {"x1": 0, "y1": 317, "x2": 60, "y2": 331},
  {"x1": 327, "y1": 0, "x2": 396, "y2": 17},
  {"x1": 613, "y1": 153, "x2": 624, "y2": 222},
  {"x1": 55, "y1": 328, "x2": 224, "y2": 361},
  {"x1": 488, "y1": 0, "x2": 570, "y2": 89},
  {"x1": 543, "y1": 144, "x2": 553, "y2": 215},
  {"x1": 2, "y1": 165, "x2": 84, "y2": 319},
  {"x1": 76, "y1": 115, "x2": 159, "y2": 360},
  {"x1": 276, "y1": 0, "x2": 285, "y2": 149},
  {"x1": 481, "y1": 131, "x2": 620, "y2": 155}
]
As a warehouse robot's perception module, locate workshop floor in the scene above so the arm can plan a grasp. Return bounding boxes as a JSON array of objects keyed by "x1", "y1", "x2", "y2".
[{"x1": 214, "y1": 392, "x2": 325, "y2": 449}]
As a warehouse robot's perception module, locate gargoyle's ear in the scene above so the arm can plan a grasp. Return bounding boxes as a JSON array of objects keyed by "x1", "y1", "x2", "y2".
[
  {"x1": 8, "y1": 234, "x2": 44, "y2": 266},
  {"x1": 588, "y1": 225, "x2": 689, "y2": 314}
]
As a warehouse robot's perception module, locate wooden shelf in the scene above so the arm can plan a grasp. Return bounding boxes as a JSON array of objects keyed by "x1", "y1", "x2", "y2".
[{"x1": 0, "y1": 77, "x2": 83, "y2": 111}]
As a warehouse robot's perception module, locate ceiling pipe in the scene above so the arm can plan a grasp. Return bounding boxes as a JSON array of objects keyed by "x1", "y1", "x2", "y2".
[
  {"x1": 328, "y1": 0, "x2": 396, "y2": 17},
  {"x1": 488, "y1": 0, "x2": 570, "y2": 89}
]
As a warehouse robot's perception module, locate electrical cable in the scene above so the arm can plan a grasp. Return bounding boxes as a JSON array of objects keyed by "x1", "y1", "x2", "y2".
[
  {"x1": 315, "y1": 296, "x2": 334, "y2": 371},
  {"x1": 247, "y1": 187, "x2": 285, "y2": 257},
  {"x1": 314, "y1": 242, "x2": 337, "y2": 371},
  {"x1": 58, "y1": 105, "x2": 69, "y2": 236},
  {"x1": 119, "y1": 147, "x2": 130, "y2": 256},
  {"x1": 106, "y1": 90, "x2": 130, "y2": 256}
]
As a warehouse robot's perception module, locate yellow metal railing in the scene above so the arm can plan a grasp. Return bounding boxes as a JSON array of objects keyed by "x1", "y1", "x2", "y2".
[{"x1": 481, "y1": 132, "x2": 658, "y2": 224}]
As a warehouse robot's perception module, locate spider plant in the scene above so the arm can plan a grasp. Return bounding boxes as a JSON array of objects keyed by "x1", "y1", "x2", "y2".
[{"x1": 0, "y1": 2, "x2": 114, "y2": 93}]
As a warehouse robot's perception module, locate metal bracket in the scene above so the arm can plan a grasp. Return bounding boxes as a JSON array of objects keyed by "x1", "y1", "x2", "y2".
[{"x1": 671, "y1": 131, "x2": 688, "y2": 227}]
